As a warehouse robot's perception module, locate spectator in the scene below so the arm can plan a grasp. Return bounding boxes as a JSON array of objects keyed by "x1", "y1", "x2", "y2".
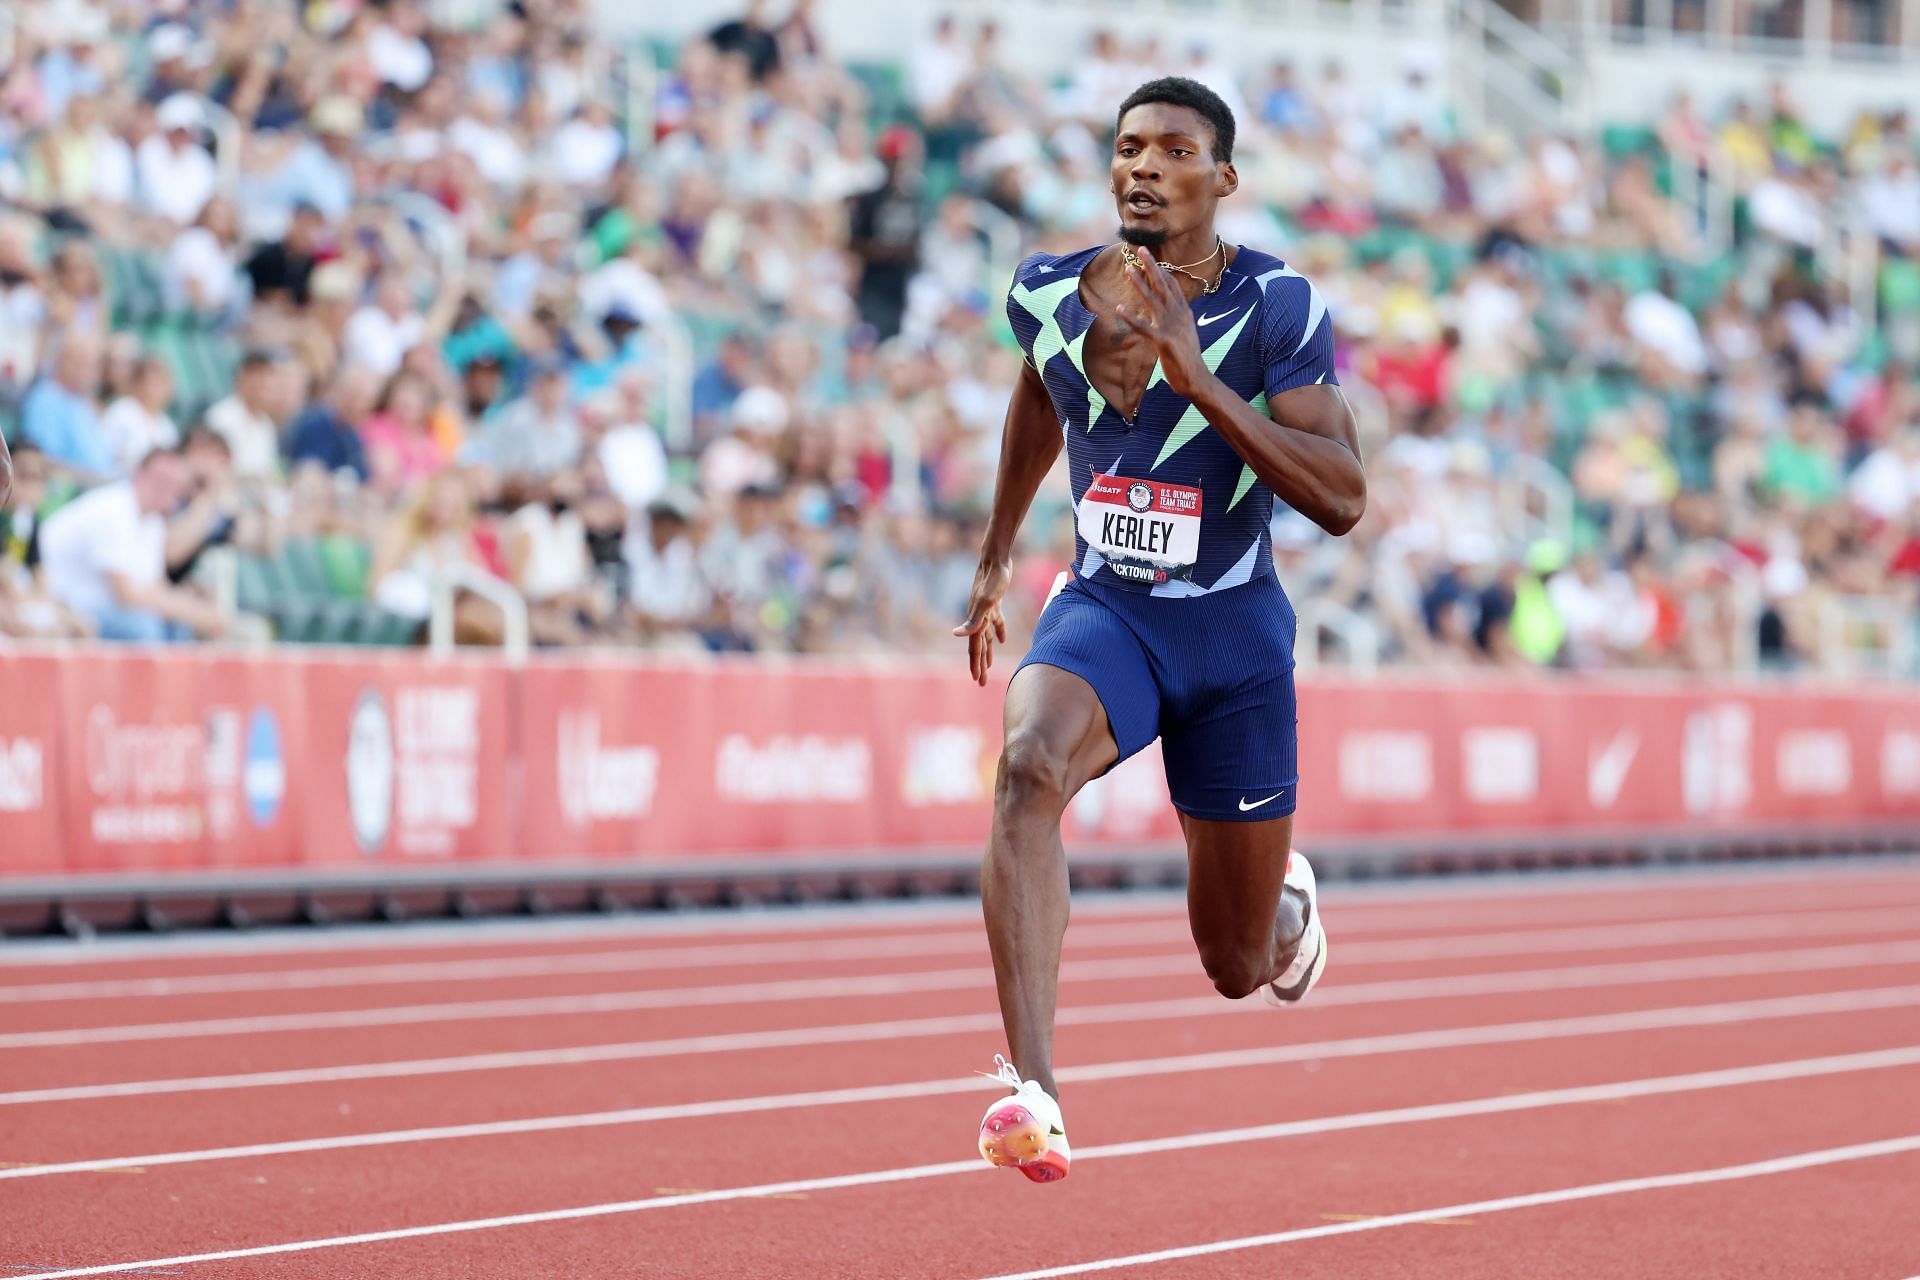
[
  {"x1": 45, "y1": 241, "x2": 107, "y2": 347},
  {"x1": 464, "y1": 360, "x2": 583, "y2": 478},
  {"x1": 343, "y1": 273, "x2": 427, "y2": 378},
  {"x1": 503, "y1": 468, "x2": 612, "y2": 645},
  {"x1": 98, "y1": 356, "x2": 179, "y2": 476},
  {"x1": 204, "y1": 351, "x2": 285, "y2": 481},
  {"x1": 37, "y1": 446, "x2": 226, "y2": 641},
  {"x1": 628, "y1": 492, "x2": 713, "y2": 648},
  {"x1": 22, "y1": 332, "x2": 113, "y2": 479},
  {"x1": 0, "y1": 443, "x2": 91, "y2": 638},
  {"x1": 136, "y1": 95, "x2": 217, "y2": 227},
  {"x1": 848, "y1": 128, "x2": 925, "y2": 339},
  {"x1": 1850, "y1": 423, "x2": 1920, "y2": 521},
  {"x1": 0, "y1": 220, "x2": 49, "y2": 395},
  {"x1": 362, "y1": 370, "x2": 448, "y2": 497},
  {"x1": 164, "y1": 195, "x2": 242, "y2": 318},
  {"x1": 244, "y1": 202, "x2": 329, "y2": 309},
  {"x1": 369, "y1": 470, "x2": 504, "y2": 644},
  {"x1": 286, "y1": 365, "x2": 378, "y2": 481}
]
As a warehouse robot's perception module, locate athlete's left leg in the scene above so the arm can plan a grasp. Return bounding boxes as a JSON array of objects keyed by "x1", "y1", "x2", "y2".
[{"x1": 1181, "y1": 814, "x2": 1309, "y2": 999}]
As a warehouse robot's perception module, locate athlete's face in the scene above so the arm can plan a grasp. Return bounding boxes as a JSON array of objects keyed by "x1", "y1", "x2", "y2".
[{"x1": 1111, "y1": 103, "x2": 1236, "y2": 248}]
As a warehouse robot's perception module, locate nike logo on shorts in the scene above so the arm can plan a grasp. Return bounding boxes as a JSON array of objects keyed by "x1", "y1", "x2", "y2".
[{"x1": 1238, "y1": 791, "x2": 1288, "y2": 812}]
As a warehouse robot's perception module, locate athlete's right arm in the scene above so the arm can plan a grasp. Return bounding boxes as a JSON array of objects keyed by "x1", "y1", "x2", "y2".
[{"x1": 953, "y1": 360, "x2": 1061, "y2": 686}]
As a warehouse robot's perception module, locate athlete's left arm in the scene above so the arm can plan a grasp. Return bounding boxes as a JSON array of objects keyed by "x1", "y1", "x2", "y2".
[{"x1": 1116, "y1": 249, "x2": 1366, "y2": 536}]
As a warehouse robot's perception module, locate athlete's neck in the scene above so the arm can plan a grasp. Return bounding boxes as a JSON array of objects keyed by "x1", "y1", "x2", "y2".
[{"x1": 1120, "y1": 225, "x2": 1223, "y2": 272}]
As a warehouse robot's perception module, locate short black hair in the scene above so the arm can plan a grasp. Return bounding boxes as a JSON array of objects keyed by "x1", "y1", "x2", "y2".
[{"x1": 1116, "y1": 76, "x2": 1235, "y2": 162}]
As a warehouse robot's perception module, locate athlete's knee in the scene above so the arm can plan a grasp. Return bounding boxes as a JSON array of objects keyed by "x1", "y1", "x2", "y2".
[
  {"x1": 994, "y1": 729, "x2": 1072, "y2": 816},
  {"x1": 1197, "y1": 943, "x2": 1270, "y2": 1001}
]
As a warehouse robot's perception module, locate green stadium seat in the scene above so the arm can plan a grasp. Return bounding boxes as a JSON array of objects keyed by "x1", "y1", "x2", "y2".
[
  {"x1": 1601, "y1": 124, "x2": 1658, "y2": 160},
  {"x1": 319, "y1": 535, "x2": 372, "y2": 600},
  {"x1": 1882, "y1": 259, "x2": 1920, "y2": 315}
]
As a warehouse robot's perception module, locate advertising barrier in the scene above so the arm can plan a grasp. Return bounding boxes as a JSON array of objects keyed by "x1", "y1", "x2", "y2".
[{"x1": 3, "y1": 646, "x2": 1920, "y2": 880}]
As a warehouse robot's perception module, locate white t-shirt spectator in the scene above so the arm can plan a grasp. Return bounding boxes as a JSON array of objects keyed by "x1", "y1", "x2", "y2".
[
  {"x1": 1750, "y1": 176, "x2": 1823, "y2": 249},
  {"x1": 506, "y1": 503, "x2": 590, "y2": 601},
  {"x1": 449, "y1": 115, "x2": 526, "y2": 189},
  {"x1": 551, "y1": 118, "x2": 623, "y2": 188},
  {"x1": 628, "y1": 527, "x2": 711, "y2": 625},
  {"x1": 38, "y1": 481, "x2": 166, "y2": 617},
  {"x1": 342, "y1": 306, "x2": 426, "y2": 377},
  {"x1": 136, "y1": 136, "x2": 217, "y2": 226},
  {"x1": 599, "y1": 422, "x2": 669, "y2": 510},
  {"x1": 1861, "y1": 161, "x2": 1920, "y2": 249},
  {"x1": 99, "y1": 396, "x2": 180, "y2": 476},
  {"x1": 1624, "y1": 289, "x2": 1708, "y2": 377},
  {"x1": 0, "y1": 278, "x2": 47, "y2": 388},
  {"x1": 164, "y1": 226, "x2": 237, "y2": 313},
  {"x1": 1849, "y1": 439, "x2": 1920, "y2": 520},
  {"x1": 369, "y1": 22, "x2": 434, "y2": 91},
  {"x1": 909, "y1": 30, "x2": 970, "y2": 118},
  {"x1": 205, "y1": 394, "x2": 280, "y2": 480}
]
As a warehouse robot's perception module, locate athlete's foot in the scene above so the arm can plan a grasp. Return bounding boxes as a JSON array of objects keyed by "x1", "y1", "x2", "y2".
[
  {"x1": 1262, "y1": 852, "x2": 1328, "y2": 1007},
  {"x1": 977, "y1": 1055, "x2": 1071, "y2": 1183}
]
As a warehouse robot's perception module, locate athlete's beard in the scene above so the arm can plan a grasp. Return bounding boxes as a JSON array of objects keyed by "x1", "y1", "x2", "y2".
[{"x1": 1118, "y1": 223, "x2": 1170, "y2": 248}]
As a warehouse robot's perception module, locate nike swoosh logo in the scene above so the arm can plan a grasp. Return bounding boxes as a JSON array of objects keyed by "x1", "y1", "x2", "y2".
[
  {"x1": 1197, "y1": 310, "x2": 1240, "y2": 326},
  {"x1": 1238, "y1": 791, "x2": 1288, "y2": 812},
  {"x1": 1588, "y1": 729, "x2": 1640, "y2": 809}
]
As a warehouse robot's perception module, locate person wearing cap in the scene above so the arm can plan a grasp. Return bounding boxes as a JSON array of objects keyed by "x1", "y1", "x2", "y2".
[
  {"x1": 848, "y1": 126, "x2": 925, "y2": 339},
  {"x1": 142, "y1": 23, "x2": 214, "y2": 105},
  {"x1": 137, "y1": 94, "x2": 217, "y2": 226}
]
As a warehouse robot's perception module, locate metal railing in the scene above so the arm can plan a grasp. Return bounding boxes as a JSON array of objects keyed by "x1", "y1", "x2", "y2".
[
  {"x1": 1817, "y1": 594, "x2": 1917, "y2": 677},
  {"x1": 429, "y1": 565, "x2": 531, "y2": 662}
]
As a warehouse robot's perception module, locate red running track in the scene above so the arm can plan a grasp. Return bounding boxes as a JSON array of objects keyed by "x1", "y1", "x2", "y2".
[{"x1": 2, "y1": 862, "x2": 1919, "y2": 1278}]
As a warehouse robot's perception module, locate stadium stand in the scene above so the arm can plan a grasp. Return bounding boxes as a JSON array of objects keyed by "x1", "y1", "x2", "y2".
[{"x1": 0, "y1": 0, "x2": 1916, "y2": 677}]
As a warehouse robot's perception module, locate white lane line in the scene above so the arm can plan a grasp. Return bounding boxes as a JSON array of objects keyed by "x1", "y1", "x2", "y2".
[
  {"x1": 7, "y1": 943, "x2": 1918, "y2": 1104},
  {"x1": 9, "y1": 935, "x2": 1920, "y2": 1053},
  {"x1": 5, "y1": 985, "x2": 1916, "y2": 1182},
  {"x1": 977, "y1": 1136, "x2": 1920, "y2": 1279},
  {"x1": 7, "y1": 903, "x2": 1911, "y2": 1007},
  {"x1": 13, "y1": 1054, "x2": 1920, "y2": 1279}
]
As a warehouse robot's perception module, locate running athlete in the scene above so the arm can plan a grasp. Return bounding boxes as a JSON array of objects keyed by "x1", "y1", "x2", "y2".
[{"x1": 955, "y1": 77, "x2": 1366, "y2": 1182}]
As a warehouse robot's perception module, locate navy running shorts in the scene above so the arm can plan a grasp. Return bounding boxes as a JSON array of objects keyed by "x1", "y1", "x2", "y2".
[{"x1": 1016, "y1": 574, "x2": 1300, "y2": 822}]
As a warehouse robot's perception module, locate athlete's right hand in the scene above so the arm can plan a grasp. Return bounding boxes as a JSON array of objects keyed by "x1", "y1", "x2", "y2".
[{"x1": 953, "y1": 559, "x2": 1012, "y2": 687}]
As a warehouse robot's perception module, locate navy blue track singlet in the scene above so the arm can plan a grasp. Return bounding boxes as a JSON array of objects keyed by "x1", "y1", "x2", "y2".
[{"x1": 1004, "y1": 244, "x2": 1337, "y2": 597}]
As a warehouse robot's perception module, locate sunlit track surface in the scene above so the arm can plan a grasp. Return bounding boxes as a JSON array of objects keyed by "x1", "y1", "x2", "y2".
[{"x1": 3, "y1": 861, "x2": 1918, "y2": 1279}]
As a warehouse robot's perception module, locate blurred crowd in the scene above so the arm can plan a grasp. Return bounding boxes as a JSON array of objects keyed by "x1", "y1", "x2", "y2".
[{"x1": 0, "y1": 0, "x2": 1917, "y2": 671}]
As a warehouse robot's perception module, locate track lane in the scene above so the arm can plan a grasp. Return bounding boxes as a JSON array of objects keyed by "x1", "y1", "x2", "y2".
[
  {"x1": 7, "y1": 902, "x2": 1916, "y2": 1033},
  {"x1": 15, "y1": 1062, "x2": 1917, "y2": 1279},
  {"x1": 5, "y1": 865, "x2": 1913, "y2": 987}
]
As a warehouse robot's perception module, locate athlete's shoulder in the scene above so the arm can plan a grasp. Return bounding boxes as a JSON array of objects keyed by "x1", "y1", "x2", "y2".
[
  {"x1": 1229, "y1": 245, "x2": 1336, "y2": 390},
  {"x1": 1012, "y1": 245, "x2": 1103, "y2": 288}
]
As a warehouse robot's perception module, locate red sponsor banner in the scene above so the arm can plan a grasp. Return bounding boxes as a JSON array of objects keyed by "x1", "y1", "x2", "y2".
[
  {"x1": 8, "y1": 648, "x2": 1920, "y2": 881},
  {"x1": 300, "y1": 656, "x2": 512, "y2": 864},
  {"x1": 0, "y1": 652, "x2": 66, "y2": 872},
  {"x1": 520, "y1": 660, "x2": 1017, "y2": 857},
  {"x1": 49, "y1": 652, "x2": 306, "y2": 874}
]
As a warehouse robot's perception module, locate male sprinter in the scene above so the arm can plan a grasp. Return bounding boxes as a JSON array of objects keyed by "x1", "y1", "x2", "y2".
[{"x1": 955, "y1": 77, "x2": 1365, "y2": 1182}]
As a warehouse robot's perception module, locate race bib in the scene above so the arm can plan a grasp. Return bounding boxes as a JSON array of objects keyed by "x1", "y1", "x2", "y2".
[{"x1": 1078, "y1": 474, "x2": 1202, "y2": 585}]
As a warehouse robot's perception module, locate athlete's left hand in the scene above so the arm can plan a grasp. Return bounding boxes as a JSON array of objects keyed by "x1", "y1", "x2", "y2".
[{"x1": 1113, "y1": 244, "x2": 1209, "y2": 399}]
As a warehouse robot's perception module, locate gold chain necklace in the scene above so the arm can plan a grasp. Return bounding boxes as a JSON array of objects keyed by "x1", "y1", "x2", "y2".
[{"x1": 1122, "y1": 237, "x2": 1227, "y2": 296}]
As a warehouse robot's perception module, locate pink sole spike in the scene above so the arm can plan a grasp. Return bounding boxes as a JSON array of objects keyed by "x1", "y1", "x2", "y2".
[{"x1": 978, "y1": 1104, "x2": 1069, "y2": 1182}]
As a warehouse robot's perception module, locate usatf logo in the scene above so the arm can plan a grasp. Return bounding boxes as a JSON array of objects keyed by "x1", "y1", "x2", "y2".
[{"x1": 1126, "y1": 483, "x2": 1153, "y2": 512}]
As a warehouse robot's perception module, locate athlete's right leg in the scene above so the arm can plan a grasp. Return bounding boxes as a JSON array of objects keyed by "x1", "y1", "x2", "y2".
[{"x1": 981, "y1": 662, "x2": 1118, "y2": 1101}]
